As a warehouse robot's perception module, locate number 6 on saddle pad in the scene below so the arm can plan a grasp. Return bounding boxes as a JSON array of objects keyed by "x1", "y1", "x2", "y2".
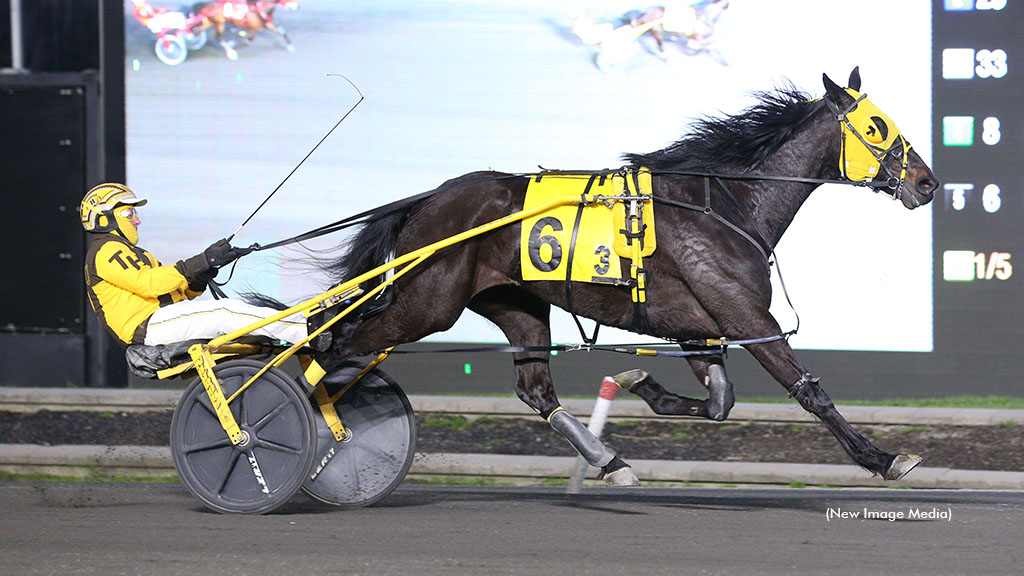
[{"x1": 519, "y1": 169, "x2": 656, "y2": 284}]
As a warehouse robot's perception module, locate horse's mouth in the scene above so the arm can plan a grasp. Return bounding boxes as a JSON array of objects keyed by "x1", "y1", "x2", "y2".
[
  {"x1": 899, "y1": 189, "x2": 924, "y2": 209},
  {"x1": 898, "y1": 179, "x2": 937, "y2": 210}
]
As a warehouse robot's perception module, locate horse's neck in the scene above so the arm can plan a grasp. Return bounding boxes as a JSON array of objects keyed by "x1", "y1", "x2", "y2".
[{"x1": 744, "y1": 111, "x2": 839, "y2": 249}]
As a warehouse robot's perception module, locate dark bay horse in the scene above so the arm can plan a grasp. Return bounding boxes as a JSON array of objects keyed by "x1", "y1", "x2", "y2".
[{"x1": 312, "y1": 68, "x2": 939, "y2": 485}]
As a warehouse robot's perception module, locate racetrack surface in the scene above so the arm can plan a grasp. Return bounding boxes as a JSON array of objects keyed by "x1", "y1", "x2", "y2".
[{"x1": 1, "y1": 483, "x2": 1019, "y2": 575}]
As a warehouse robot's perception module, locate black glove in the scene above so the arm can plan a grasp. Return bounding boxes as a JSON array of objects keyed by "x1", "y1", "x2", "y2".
[
  {"x1": 203, "y1": 238, "x2": 240, "y2": 269},
  {"x1": 174, "y1": 238, "x2": 239, "y2": 285},
  {"x1": 184, "y1": 267, "x2": 216, "y2": 292}
]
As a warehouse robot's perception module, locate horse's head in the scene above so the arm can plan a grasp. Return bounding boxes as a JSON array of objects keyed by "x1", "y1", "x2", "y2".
[{"x1": 823, "y1": 67, "x2": 939, "y2": 209}]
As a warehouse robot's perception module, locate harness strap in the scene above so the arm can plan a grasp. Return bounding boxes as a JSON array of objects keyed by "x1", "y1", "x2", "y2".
[
  {"x1": 713, "y1": 176, "x2": 772, "y2": 259},
  {"x1": 623, "y1": 170, "x2": 651, "y2": 333},
  {"x1": 381, "y1": 343, "x2": 725, "y2": 358},
  {"x1": 564, "y1": 174, "x2": 602, "y2": 345},
  {"x1": 652, "y1": 176, "x2": 801, "y2": 334},
  {"x1": 376, "y1": 331, "x2": 793, "y2": 359},
  {"x1": 652, "y1": 181, "x2": 770, "y2": 262}
]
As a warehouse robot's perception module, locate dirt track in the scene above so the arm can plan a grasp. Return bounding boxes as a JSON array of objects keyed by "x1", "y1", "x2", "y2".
[{"x1": 3, "y1": 410, "x2": 1021, "y2": 472}]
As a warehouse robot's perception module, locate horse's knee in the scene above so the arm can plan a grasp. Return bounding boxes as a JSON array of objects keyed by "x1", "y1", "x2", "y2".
[{"x1": 789, "y1": 373, "x2": 834, "y2": 418}]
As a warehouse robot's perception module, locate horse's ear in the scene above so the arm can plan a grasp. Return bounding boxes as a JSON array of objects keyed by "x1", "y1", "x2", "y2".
[
  {"x1": 848, "y1": 66, "x2": 861, "y2": 91},
  {"x1": 822, "y1": 72, "x2": 849, "y2": 106}
]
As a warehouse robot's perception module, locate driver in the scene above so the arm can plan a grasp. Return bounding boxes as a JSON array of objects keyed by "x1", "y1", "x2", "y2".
[{"x1": 80, "y1": 183, "x2": 327, "y2": 352}]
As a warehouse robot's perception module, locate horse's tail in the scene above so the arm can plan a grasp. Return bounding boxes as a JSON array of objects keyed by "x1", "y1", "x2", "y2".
[
  {"x1": 236, "y1": 202, "x2": 413, "y2": 316},
  {"x1": 240, "y1": 291, "x2": 289, "y2": 311},
  {"x1": 328, "y1": 206, "x2": 412, "y2": 286}
]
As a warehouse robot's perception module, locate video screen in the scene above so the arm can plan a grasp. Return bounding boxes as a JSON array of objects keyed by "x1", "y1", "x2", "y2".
[{"x1": 124, "y1": 0, "x2": 933, "y2": 351}]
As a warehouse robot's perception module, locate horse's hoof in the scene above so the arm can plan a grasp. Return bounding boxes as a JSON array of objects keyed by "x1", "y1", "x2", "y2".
[
  {"x1": 884, "y1": 454, "x2": 923, "y2": 481},
  {"x1": 603, "y1": 466, "x2": 640, "y2": 487},
  {"x1": 286, "y1": 44, "x2": 296, "y2": 53},
  {"x1": 226, "y1": 49, "x2": 239, "y2": 61},
  {"x1": 611, "y1": 369, "x2": 648, "y2": 391}
]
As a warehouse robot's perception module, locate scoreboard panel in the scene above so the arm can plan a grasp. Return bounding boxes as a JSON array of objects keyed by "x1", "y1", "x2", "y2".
[{"x1": 933, "y1": 0, "x2": 1022, "y2": 354}]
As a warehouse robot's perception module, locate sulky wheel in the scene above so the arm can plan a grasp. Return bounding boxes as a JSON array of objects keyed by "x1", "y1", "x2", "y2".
[
  {"x1": 302, "y1": 362, "x2": 416, "y2": 508},
  {"x1": 154, "y1": 33, "x2": 187, "y2": 66},
  {"x1": 171, "y1": 359, "x2": 316, "y2": 514},
  {"x1": 184, "y1": 29, "x2": 208, "y2": 51}
]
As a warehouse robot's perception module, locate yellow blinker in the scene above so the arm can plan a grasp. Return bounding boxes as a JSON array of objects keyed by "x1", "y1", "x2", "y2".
[{"x1": 838, "y1": 88, "x2": 907, "y2": 182}]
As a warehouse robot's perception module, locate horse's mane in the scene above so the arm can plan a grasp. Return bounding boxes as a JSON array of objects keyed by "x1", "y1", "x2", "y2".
[
  {"x1": 622, "y1": 84, "x2": 819, "y2": 172},
  {"x1": 321, "y1": 85, "x2": 819, "y2": 292}
]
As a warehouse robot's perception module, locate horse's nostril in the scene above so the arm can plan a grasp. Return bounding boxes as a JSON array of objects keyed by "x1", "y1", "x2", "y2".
[{"x1": 917, "y1": 177, "x2": 937, "y2": 195}]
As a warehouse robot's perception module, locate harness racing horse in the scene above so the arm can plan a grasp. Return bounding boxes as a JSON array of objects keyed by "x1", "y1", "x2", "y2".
[
  {"x1": 194, "y1": 0, "x2": 297, "y2": 60},
  {"x1": 310, "y1": 68, "x2": 939, "y2": 485}
]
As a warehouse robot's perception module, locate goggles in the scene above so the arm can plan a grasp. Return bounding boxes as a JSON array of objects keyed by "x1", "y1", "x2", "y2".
[{"x1": 115, "y1": 206, "x2": 138, "y2": 220}]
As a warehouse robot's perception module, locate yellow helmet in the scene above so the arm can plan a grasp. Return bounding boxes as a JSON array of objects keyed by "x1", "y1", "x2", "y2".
[{"x1": 80, "y1": 183, "x2": 148, "y2": 244}]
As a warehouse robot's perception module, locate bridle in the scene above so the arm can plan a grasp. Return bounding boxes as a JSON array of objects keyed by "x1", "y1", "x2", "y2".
[{"x1": 823, "y1": 88, "x2": 913, "y2": 203}]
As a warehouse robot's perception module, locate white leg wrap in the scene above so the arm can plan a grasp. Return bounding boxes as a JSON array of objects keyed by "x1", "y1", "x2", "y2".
[{"x1": 549, "y1": 409, "x2": 615, "y2": 467}]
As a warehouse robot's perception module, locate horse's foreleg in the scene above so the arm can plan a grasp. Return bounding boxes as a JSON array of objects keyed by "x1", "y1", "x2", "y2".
[
  {"x1": 613, "y1": 354, "x2": 734, "y2": 421},
  {"x1": 265, "y1": 22, "x2": 294, "y2": 51},
  {"x1": 468, "y1": 286, "x2": 639, "y2": 486},
  {"x1": 650, "y1": 27, "x2": 667, "y2": 59},
  {"x1": 214, "y1": 22, "x2": 238, "y2": 60},
  {"x1": 746, "y1": 340, "x2": 921, "y2": 480}
]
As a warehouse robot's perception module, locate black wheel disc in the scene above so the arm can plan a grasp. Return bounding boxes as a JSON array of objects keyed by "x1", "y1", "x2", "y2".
[
  {"x1": 171, "y1": 360, "x2": 316, "y2": 514},
  {"x1": 302, "y1": 362, "x2": 416, "y2": 508}
]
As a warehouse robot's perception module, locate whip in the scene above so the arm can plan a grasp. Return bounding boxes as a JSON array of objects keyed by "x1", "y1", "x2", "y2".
[{"x1": 227, "y1": 74, "x2": 364, "y2": 242}]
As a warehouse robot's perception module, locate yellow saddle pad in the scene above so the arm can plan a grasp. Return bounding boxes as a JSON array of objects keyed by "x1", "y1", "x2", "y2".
[{"x1": 520, "y1": 170, "x2": 655, "y2": 284}]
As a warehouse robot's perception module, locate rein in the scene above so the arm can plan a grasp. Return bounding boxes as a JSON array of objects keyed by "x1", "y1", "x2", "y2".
[
  {"x1": 216, "y1": 89, "x2": 912, "y2": 351},
  {"x1": 233, "y1": 166, "x2": 890, "y2": 256}
]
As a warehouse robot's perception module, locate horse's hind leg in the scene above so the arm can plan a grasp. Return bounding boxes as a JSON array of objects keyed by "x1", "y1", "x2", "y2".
[
  {"x1": 746, "y1": 339, "x2": 921, "y2": 480},
  {"x1": 613, "y1": 354, "x2": 735, "y2": 421},
  {"x1": 468, "y1": 286, "x2": 639, "y2": 486}
]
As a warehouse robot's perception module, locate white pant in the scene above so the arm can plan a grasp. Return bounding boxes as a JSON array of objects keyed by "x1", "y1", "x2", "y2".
[{"x1": 143, "y1": 298, "x2": 308, "y2": 346}]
